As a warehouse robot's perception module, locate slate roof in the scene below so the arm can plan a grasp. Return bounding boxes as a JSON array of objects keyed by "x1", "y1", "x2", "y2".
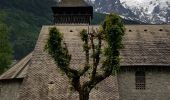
[
  {"x1": 1, "y1": 25, "x2": 169, "y2": 100},
  {"x1": 0, "y1": 53, "x2": 32, "y2": 80},
  {"x1": 56, "y1": 0, "x2": 90, "y2": 7},
  {"x1": 18, "y1": 25, "x2": 120, "y2": 100},
  {"x1": 120, "y1": 25, "x2": 170, "y2": 66},
  {"x1": 1, "y1": 25, "x2": 170, "y2": 81}
]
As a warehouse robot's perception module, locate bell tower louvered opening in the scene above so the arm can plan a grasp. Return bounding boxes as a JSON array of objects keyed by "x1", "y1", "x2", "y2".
[{"x1": 51, "y1": 0, "x2": 93, "y2": 24}]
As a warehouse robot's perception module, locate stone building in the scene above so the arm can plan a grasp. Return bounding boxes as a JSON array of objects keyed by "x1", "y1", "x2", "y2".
[
  {"x1": 1, "y1": 0, "x2": 170, "y2": 100},
  {"x1": 0, "y1": 25, "x2": 170, "y2": 100}
]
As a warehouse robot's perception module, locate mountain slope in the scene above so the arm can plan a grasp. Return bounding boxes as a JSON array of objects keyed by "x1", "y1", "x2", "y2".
[
  {"x1": 120, "y1": 0, "x2": 170, "y2": 23},
  {"x1": 92, "y1": 12, "x2": 143, "y2": 25},
  {"x1": 92, "y1": 0, "x2": 137, "y2": 19},
  {"x1": 0, "y1": 0, "x2": 55, "y2": 59},
  {"x1": 89, "y1": 0, "x2": 170, "y2": 24}
]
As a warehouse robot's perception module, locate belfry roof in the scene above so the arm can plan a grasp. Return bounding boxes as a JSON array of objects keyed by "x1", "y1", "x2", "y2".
[{"x1": 56, "y1": 0, "x2": 90, "y2": 7}]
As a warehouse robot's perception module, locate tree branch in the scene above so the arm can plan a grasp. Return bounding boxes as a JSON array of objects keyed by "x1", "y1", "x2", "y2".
[
  {"x1": 95, "y1": 30, "x2": 102, "y2": 68},
  {"x1": 79, "y1": 29, "x2": 90, "y2": 76},
  {"x1": 90, "y1": 30, "x2": 97, "y2": 79},
  {"x1": 90, "y1": 29, "x2": 102, "y2": 80},
  {"x1": 82, "y1": 61, "x2": 114, "y2": 91}
]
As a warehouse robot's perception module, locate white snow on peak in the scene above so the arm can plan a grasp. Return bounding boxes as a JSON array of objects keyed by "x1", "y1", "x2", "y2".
[
  {"x1": 120, "y1": 0, "x2": 169, "y2": 14},
  {"x1": 119, "y1": 0, "x2": 170, "y2": 23},
  {"x1": 88, "y1": 0, "x2": 95, "y2": 3}
]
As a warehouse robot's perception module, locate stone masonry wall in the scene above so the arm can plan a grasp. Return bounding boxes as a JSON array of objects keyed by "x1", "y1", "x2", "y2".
[
  {"x1": 118, "y1": 70, "x2": 170, "y2": 100},
  {"x1": 0, "y1": 80, "x2": 22, "y2": 100}
]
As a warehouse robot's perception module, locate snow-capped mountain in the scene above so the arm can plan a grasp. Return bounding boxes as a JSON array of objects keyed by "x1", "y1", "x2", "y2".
[{"x1": 88, "y1": 0, "x2": 170, "y2": 24}]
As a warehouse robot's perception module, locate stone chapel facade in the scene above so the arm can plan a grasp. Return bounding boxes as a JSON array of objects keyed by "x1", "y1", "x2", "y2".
[{"x1": 0, "y1": 0, "x2": 170, "y2": 100}]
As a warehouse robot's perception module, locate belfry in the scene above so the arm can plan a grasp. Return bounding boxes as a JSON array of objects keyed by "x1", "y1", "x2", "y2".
[{"x1": 52, "y1": 0, "x2": 93, "y2": 24}]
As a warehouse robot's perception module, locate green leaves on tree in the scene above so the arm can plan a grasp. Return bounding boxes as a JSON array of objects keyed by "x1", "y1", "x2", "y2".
[
  {"x1": 45, "y1": 27, "x2": 71, "y2": 72},
  {"x1": 45, "y1": 13, "x2": 125, "y2": 100}
]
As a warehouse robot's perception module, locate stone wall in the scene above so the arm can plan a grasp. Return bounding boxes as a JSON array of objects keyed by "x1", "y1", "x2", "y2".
[
  {"x1": 0, "y1": 80, "x2": 22, "y2": 100},
  {"x1": 118, "y1": 69, "x2": 170, "y2": 100}
]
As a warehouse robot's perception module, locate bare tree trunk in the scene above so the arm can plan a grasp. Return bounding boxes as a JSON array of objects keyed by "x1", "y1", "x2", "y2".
[{"x1": 79, "y1": 91, "x2": 90, "y2": 100}]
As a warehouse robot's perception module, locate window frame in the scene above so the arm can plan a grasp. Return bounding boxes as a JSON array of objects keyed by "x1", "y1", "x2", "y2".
[{"x1": 135, "y1": 71, "x2": 145, "y2": 90}]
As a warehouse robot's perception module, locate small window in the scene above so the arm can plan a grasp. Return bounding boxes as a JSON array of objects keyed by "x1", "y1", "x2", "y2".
[
  {"x1": 135, "y1": 71, "x2": 145, "y2": 90},
  {"x1": 70, "y1": 30, "x2": 73, "y2": 32},
  {"x1": 159, "y1": 29, "x2": 163, "y2": 31},
  {"x1": 129, "y1": 30, "x2": 132, "y2": 32},
  {"x1": 144, "y1": 29, "x2": 147, "y2": 32}
]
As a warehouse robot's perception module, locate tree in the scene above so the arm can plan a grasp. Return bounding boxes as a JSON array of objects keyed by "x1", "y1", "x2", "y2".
[
  {"x1": 45, "y1": 13, "x2": 125, "y2": 100},
  {"x1": 0, "y1": 24, "x2": 13, "y2": 74}
]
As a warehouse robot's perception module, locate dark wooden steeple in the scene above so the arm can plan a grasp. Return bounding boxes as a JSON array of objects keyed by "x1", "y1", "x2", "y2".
[{"x1": 52, "y1": 0, "x2": 93, "y2": 24}]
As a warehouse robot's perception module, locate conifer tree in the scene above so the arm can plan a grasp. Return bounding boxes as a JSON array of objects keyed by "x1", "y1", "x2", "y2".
[{"x1": 0, "y1": 24, "x2": 13, "y2": 74}]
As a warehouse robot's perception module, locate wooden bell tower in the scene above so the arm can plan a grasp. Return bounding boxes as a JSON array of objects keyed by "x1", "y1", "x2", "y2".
[{"x1": 51, "y1": 0, "x2": 93, "y2": 24}]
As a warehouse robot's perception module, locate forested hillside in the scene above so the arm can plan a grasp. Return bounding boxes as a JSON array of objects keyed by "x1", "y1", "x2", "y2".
[
  {"x1": 0, "y1": 0, "x2": 140, "y2": 60},
  {"x1": 0, "y1": 23, "x2": 13, "y2": 74},
  {"x1": 0, "y1": 0, "x2": 55, "y2": 59}
]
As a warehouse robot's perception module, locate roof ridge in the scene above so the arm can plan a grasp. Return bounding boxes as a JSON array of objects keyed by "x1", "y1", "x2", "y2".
[
  {"x1": 13, "y1": 59, "x2": 31, "y2": 79},
  {"x1": 11, "y1": 52, "x2": 32, "y2": 78},
  {"x1": 0, "y1": 52, "x2": 32, "y2": 80}
]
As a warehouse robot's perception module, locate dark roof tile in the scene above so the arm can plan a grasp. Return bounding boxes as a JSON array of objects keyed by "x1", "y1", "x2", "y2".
[{"x1": 1, "y1": 25, "x2": 170, "y2": 80}]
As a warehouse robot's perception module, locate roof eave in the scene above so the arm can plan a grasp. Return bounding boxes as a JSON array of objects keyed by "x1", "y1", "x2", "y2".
[{"x1": 0, "y1": 78, "x2": 23, "y2": 82}]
